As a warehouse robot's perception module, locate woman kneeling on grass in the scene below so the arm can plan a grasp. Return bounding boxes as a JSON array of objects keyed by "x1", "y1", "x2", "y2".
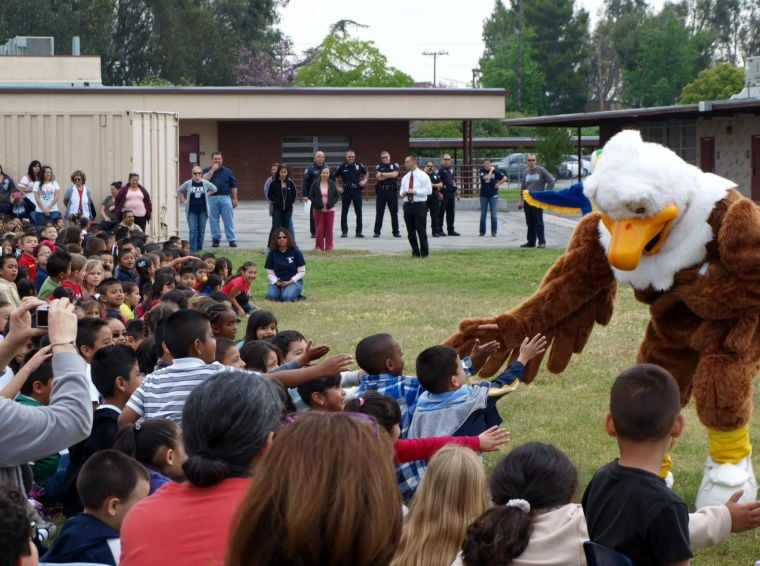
[{"x1": 264, "y1": 228, "x2": 305, "y2": 302}]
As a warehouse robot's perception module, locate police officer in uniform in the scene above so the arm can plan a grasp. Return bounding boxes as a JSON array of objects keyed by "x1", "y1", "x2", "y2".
[
  {"x1": 303, "y1": 150, "x2": 330, "y2": 238},
  {"x1": 334, "y1": 149, "x2": 368, "y2": 238},
  {"x1": 373, "y1": 150, "x2": 401, "y2": 238},
  {"x1": 424, "y1": 161, "x2": 444, "y2": 237},
  {"x1": 438, "y1": 153, "x2": 460, "y2": 236}
]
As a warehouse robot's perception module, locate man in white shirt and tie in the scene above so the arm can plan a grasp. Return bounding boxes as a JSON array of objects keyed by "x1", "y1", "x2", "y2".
[{"x1": 400, "y1": 156, "x2": 433, "y2": 258}]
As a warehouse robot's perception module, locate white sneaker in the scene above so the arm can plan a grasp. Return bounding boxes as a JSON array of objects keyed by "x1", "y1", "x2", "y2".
[{"x1": 695, "y1": 454, "x2": 757, "y2": 509}]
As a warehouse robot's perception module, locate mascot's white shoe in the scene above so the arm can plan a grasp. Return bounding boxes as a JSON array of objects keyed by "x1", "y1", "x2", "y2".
[{"x1": 695, "y1": 455, "x2": 757, "y2": 509}]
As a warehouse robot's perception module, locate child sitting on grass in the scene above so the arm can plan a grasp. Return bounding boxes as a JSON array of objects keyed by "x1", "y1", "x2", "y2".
[
  {"x1": 345, "y1": 392, "x2": 509, "y2": 464},
  {"x1": 460, "y1": 441, "x2": 760, "y2": 566},
  {"x1": 354, "y1": 333, "x2": 499, "y2": 500},
  {"x1": 297, "y1": 373, "x2": 345, "y2": 411},
  {"x1": 409, "y1": 334, "x2": 546, "y2": 440},
  {"x1": 113, "y1": 418, "x2": 186, "y2": 494},
  {"x1": 582, "y1": 364, "x2": 692, "y2": 565},
  {"x1": 42, "y1": 450, "x2": 150, "y2": 566}
]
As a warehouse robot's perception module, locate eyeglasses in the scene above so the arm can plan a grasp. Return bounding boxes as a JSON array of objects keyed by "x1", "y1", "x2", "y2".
[
  {"x1": 276, "y1": 236, "x2": 288, "y2": 240},
  {"x1": 527, "y1": 159, "x2": 536, "y2": 162},
  {"x1": 73, "y1": 177, "x2": 82, "y2": 181},
  {"x1": 112, "y1": 331, "x2": 128, "y2": 338},
  {"x1": 192, "y1": 171, "x2": 202, "y2": 175}
]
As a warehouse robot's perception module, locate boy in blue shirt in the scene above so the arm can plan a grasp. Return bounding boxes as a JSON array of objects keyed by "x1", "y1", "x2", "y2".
[
  {"x1": 43, "y1": 450, "x2": 149, "y2": 565},
  {"x1": 355, "y1": 332, "x2": 499, "y2": 500},
  {"x1": 408, "y1": 333, "x2": 546, "y2": 441}
]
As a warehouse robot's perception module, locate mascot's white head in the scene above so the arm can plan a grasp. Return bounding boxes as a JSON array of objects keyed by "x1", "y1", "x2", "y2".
[{"x1": 584, "y1": 130, "x2": 736, "y2": 291}]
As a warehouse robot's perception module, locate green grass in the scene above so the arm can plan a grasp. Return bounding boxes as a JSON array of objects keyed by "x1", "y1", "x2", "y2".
[
  {"x1": 222, "y1": 247, "x2": 760, "y2": 564},
  {"x1": 499, "y1": 186, "x2": 522, "y2": 204}
]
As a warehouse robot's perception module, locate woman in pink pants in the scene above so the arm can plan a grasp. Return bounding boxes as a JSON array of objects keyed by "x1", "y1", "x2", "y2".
[{"x1": 308, "y1": 168, "x2": 340, "y2": 251}]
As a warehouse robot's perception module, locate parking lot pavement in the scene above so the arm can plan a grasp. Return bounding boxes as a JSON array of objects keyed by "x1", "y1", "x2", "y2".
[{"x1": 180, "y1": 197, "x2": 581, "y2": 254}]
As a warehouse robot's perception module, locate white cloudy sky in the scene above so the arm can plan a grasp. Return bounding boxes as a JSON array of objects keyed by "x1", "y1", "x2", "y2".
[{"x1": 278, "y1": 0, "x2": 664, "y2": 86}]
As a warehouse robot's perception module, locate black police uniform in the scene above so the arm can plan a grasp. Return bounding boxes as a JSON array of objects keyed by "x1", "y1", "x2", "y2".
[
  {"x1": 426, "y1": 167, "x2": 443, "y2": 236},
  {"x1": 373, "y1": 161, "x2": 401, "y2": 237},
  {"x1": 335, "y1": 161, "x2": 367, "y2": 237},
  {"x1": 303, "y1": 162, "x2": 330, "y2": 237},
  {"x1": 438, "y1": 164, "x2": 459, "y2": 235}
]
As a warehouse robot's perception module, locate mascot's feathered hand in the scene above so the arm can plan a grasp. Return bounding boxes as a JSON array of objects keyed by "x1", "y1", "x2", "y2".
[{"x1": 445, "y1": 213, "x2": 617, "y2": 382}]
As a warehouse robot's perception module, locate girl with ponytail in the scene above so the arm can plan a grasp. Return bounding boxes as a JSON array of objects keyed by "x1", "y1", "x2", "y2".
[{"x1": 459, "y1": 442, "x2": 581, "y2": 566}]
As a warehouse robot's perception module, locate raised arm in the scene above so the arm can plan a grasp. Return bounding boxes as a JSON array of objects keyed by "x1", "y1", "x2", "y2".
[{"x1": 445, "y1": 213, "x2": 616, "y2": 381}]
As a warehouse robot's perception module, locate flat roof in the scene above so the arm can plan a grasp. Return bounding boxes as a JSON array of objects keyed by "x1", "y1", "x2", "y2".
[
  {"x1": 410, "y1": 135, "x2": 599, "y2": 149},
  {"x1": 0, "y1": 86, "x2": 507, "y2": 121},
  {"x1": 503, "y1": 97, "x2": 760, "y2": 127}
]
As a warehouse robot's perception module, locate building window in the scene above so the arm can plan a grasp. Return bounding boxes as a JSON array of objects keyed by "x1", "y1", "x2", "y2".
[
  {"x1": 281, "y1": 136, "x2": 351, "y2": 167},
  {"x1": 635, "y1": 120, "x2": 697, "y2": 164}
]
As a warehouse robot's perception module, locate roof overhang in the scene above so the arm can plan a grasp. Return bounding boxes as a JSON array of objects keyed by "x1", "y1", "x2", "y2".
[
  {"x1": 0, "y1": 86, "x2": 506, "y2": 121},
  {"x1": 503, "y1": 98, "x2": 760, "y2": 128}
]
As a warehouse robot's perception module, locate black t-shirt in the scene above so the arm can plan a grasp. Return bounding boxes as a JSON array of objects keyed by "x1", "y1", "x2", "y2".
[
  {"x1": 582, "y1": 460, "x2": 692, "y2": 566},
  {"x1": 375, "y1": 162, "x2": 400, "y2": 187},
  {"x1": 187, "y1": 181, "x2": 207, "y2": 213}
]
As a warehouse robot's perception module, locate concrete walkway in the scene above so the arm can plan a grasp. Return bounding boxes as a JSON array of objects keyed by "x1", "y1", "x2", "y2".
[{"x1": 180, "y1": 196, "x2": 581, "y2": 254}]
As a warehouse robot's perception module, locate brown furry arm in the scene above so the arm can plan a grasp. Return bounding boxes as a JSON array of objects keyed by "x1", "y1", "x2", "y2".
[{"x1": 444, "y1": 213, "x2": 617, "y2": 380}]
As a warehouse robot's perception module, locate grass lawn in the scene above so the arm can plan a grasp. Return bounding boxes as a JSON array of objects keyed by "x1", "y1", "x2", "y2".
[{"x1": 223, "y1": 247, "x2": 760, "y2": 564}]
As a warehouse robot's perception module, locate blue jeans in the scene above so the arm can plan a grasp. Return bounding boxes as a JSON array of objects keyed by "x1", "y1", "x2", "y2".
[
  {"x1": 479, "y1": 196, "x2": 498, "y2": 235},
  {"x1": 266, "y1": 280, "x2": 303, "y2": 302},
  {"x1": 208, "y1": 195, "x2": 236, "y2": 243},
  {"x1": 33, "y1": 210, "x2": 61, "y2": 227},
  {"x1": 187, "y1": 210, "x2": 208, "y2": 252}
]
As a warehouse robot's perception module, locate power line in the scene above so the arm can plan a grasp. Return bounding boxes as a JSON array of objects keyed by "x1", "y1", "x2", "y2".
[{"x1": 422, "y1": 50, "x2": 449, "y2": 87}]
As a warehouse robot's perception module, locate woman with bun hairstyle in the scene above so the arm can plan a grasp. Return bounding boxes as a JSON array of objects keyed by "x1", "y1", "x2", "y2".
[{"x1": 120, "y1": 371, "x2": 283, "y2": 566}]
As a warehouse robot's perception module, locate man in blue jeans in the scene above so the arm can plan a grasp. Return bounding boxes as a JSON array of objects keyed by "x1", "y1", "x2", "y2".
[
  {"x1": 479, "y1": 159, "x2": 506, "y2": 237},
  {"x1": 202, "y1": 151, "x2": 238, "y2": 248}
]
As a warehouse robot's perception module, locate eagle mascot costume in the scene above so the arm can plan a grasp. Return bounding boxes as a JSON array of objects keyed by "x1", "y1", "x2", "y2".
[{"x1": 446, "y1": 130, "x2": 758, "y2": 508}]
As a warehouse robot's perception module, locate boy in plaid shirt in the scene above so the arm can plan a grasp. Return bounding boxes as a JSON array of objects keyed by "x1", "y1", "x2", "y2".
[{"x1": 355, "y1": 333, "x2": 496, "y2": 500}]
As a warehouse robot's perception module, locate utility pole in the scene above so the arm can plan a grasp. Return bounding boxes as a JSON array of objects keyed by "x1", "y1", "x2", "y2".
[
  {"x1": 516, "y1": 0, "x2": 523, "y2": 112},
  {"x1": 422, "y1": 50, "x2": 448, "y2": 87}
]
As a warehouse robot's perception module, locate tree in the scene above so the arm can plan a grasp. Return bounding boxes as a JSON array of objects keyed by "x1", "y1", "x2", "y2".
[
  {"x1": 294, "y1": 26, "x2": 413, "y2": 87},
  {"x1": 480, "y1": 25, "x2": 546, "y2": 115},
  {"x1": 623, "y1": 6, "x2": 712, "y2": 107},
  {"x1": 520, "y1": 0, "x2": 592, "y2": 114},
  {"x1": 478, "y1": 0, "x2": 590, "y2": 115},
  {"x1": 534, "y1": 127, "x2": 574, "y2": 174},
  {"x1": 678, "y1": 63, "x2": 744, "y2": 103}
]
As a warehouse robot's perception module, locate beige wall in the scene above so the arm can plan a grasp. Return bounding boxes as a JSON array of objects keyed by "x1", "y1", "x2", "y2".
[
  {"x1": 179, "y1": 120, "x2": 218, "y2": 167},
  {"x1": 0, "y1": 56, "x2": 101, "y2": 84},
  {"x1": 697, "y1": 116, "x2": 756, "y2": 197},
  {"x1": 0, "y1": 89, "x2": 506, "y2": 120}
]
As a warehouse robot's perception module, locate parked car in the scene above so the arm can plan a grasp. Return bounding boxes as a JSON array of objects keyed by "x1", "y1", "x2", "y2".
[
  {"x1": 504, "y1": 153, "x2": 528, "y2": 182},
  {"x1": 558, "y1": 155, "x2": 592, "y2": 179}
]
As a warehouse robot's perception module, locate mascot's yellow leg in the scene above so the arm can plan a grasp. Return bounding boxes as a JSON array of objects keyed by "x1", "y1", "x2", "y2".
[
  {"x1": 659, "y1": 453, "x2": 672, "y2": 479},
  {"x1": 708, "y1": 425, "x2": 751, "y2": 464}
]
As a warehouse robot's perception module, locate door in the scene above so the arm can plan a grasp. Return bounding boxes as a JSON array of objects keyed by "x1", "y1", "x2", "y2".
[
  {"x1": 753, "y1": 136, "x2": 760, "y2": 202},
  {"x1": 179, "y1": 134, "x2": 200, "y2": 183},
  {"x1": 700, "y1": 137, "x2": 715, "y2": 173}
]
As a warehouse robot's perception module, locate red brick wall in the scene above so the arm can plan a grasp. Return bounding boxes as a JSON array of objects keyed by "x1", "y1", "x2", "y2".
[{"x1": 217, "y1": 120, "x2": 410, "y2": 200}]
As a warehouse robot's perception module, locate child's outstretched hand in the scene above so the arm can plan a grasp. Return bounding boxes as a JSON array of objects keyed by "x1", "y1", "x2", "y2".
[
  {"x1": 516, "y1": 333, "x2": 548, "y2": 365},
  {"x1": 296, "y1": 339, "x2": 330, "y2": 367},
  {"x1": 468, "y1": 338, "x2": 500, "y2": 373},
  {"x1": 726, "y1": 490, "x2": 760, "y2": 532},
  {"x1": 478, "y1": 426, "x2": 510, "y2": 452}
]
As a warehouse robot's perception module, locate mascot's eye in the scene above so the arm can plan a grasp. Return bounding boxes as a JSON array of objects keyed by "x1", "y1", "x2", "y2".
[{"x1": 635, "y1": 207, "x2": 646, "y2": 214}]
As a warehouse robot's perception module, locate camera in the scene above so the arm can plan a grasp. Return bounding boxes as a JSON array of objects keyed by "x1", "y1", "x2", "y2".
[{"x1": 33, "y1": 305, "x2": 49, "y2": 328}]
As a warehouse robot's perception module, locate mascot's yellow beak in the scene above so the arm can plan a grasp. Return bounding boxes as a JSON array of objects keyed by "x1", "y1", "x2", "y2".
[{"x1": 601, "y1": 204, "x2": 679, "y2": 271}]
